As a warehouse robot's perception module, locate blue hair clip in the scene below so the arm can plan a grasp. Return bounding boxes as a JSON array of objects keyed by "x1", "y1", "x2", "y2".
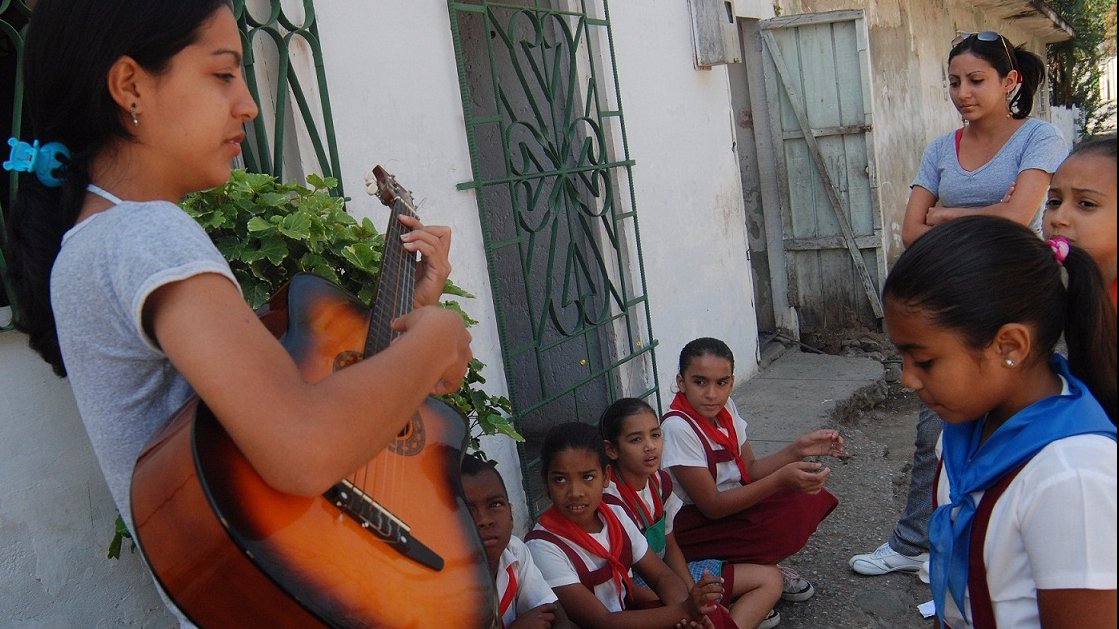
[{"x1": 4, "y1": 136, "x2": 71, "y2": 187}]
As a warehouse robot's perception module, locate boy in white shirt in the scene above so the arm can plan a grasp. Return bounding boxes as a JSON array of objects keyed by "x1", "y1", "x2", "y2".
[{"x1": 461, "y1": 453, "x2": 575, "y2": 628}]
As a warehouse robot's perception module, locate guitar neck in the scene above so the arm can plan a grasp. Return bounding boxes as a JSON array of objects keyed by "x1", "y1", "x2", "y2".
[{"x1": 364, "y1": 199, "x2": 416, "y2": 358}]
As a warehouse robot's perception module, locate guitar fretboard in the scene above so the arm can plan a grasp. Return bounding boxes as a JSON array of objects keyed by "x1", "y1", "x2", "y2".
[{"x1": 364, "y1": 172, "x2": 418, "y2": 358}]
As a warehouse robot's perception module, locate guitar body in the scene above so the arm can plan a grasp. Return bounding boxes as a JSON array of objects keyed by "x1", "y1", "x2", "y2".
[{"x1": 132, "y1": 274, "x2": 497, "y2": 628}]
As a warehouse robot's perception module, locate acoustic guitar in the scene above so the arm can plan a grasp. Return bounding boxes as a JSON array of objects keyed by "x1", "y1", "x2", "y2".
[{"x1": 130, "y1": 166, "x2": 498, "y2": 628}]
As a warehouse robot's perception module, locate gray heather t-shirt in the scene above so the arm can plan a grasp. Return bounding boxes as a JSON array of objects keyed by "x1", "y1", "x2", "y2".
[
  {"x1": 912, "y1": 118, "x2": 1068, "y2": 233},
  {"x1": 50, "y1": 200, "x2": 236, "y2": 537}
]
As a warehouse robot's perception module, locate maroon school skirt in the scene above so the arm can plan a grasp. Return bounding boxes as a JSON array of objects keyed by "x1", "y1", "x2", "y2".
[{"x1": 673, "y1": 488, "x2": 838, "y2": 565}]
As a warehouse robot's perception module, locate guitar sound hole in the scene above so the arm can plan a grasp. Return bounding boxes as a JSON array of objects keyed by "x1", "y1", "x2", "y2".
[
  {"x1": 397, "y1": 422, "x2": 414, "y2": 439},
  {"x1": 333, "y1": 350, "x2": 363, "y2": 371},
  {"x1": 388, "y1": 412, "x2": 426, "y2": 456}
]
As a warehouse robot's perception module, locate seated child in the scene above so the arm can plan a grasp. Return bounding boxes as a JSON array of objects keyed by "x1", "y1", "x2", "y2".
[
  {"x1": 525, "y1": 421, "x2": 733, "y2": 629},
  {"x1": 1043, "y1": 135, "x2": 1117, "y2": 308},
  {"x1": 661, "y1": 338, "x2": 845, "y2": 602},
  {"x1": 460, "y1": 452, "x2": 574, "y2": 629},
  {"x1": 601, "y1": 398, "x2": 783, "y2": 629}
]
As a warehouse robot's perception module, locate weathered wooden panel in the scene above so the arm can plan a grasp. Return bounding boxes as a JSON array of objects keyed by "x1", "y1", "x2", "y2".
[
  {"x1": 760, "y1": 10, "x2": 886, "y2": 333},
  {"x1": 689, "y1": 0, "x2": 742, "y2": 66}
]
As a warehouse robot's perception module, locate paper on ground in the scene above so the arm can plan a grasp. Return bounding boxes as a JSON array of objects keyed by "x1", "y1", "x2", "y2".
[{"x1": 918, "y1": 600, "x2": 936, "y2": 618}]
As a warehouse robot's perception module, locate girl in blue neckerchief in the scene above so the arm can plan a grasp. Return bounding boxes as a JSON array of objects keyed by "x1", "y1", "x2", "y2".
[{"x1": 883, "y1": 214, "x2": 1116, "y2": 629}]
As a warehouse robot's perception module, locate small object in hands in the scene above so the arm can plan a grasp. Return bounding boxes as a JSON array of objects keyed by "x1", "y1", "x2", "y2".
[{"x1": 829, "y1": 433, "x2": 852, "y2": 461}]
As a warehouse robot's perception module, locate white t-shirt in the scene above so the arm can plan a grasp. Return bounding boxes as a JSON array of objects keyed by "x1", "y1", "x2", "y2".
[
  {"x1": 51, "y1": 201, "x2": 235, "y2": 628},
  {"x1": 526, "y1": 504, "x2": 651, "y2": 612},
  {"x1": 51, "y1": 201, "x2": 236, "y2": 536},
  {"x1": 936, "y1": 434, "x2": 1117, "y2": 628},
  {"x1": 911, "y1": 117, "x2": 1067, "y2": 233},
  {"x1": 497, "y1": 536, "x2": 559, "y2": 626},
  {"x1": 661, "y1": 398, "x2": 750, "y2": 504}
]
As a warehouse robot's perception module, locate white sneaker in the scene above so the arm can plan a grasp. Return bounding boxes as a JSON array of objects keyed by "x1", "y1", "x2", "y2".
[
  {"x1": 778, "y1": 565, "x2": 815, "y2": 602},
  {"x1": 758, "y1": 608, "x2": 781, "y2": 629},
  {"x1": 849, "y1": 542, "x2": 928, "y2": 575}
]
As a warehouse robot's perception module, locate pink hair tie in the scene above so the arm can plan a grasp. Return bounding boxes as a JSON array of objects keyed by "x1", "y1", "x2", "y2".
[{"x1": 1047, "y1": 236, "x2": 1070, "y2": 264}]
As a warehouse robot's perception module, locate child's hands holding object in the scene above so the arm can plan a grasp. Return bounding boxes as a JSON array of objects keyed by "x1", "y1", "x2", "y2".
[
  {"x1": 778, "y1": 460, "x2": 831, "y2": 493},
  {"x1": 794, "y1": 429, "x2": 849, "y2": 460},
  {"x1": 688, "y1": 571, "x2": 725, "y2": 616}
]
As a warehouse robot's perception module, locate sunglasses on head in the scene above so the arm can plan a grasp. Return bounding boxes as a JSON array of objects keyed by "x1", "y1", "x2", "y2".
[{"x1": 952, "y1": 31, "x2": 1016, "y2": 70}]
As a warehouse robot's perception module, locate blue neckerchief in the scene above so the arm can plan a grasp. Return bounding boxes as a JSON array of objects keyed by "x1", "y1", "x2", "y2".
[{"x1": 929, "y1": 354, "x2": 1116, "y2": 623}]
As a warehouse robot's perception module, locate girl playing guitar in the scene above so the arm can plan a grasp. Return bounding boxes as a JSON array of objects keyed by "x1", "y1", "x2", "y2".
[{"x1": 5, "y1": 1, "x2": 481, "y2": 625}]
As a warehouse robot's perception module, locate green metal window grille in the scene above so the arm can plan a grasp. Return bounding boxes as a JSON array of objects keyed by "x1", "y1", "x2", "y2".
[
  {"x1": 0, "y1": 0, "x2": 339, "y2": 330},
  {"x1": 447, "y1": 0, "x2": 659, "y2": 513},
  {"x1": 235, "y1": 0, "x2": 342, "y2": 193}
]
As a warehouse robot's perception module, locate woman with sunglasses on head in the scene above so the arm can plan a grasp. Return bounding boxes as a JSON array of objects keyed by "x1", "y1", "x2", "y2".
[
  {"x1": 850, "y1": 31, "x2": 1068, "y2": 578},
  {"x1": 901, "y1": 31, "x2": 1068, "y2": 245}
]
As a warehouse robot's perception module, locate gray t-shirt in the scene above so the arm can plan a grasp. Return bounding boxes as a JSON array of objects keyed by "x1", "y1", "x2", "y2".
[
  {"x1": 912, "y1": 118, "x2": 1068, "y2": 232},
  {"x1": 50, "y1": 200, "x2": 236, "y2": 535}
]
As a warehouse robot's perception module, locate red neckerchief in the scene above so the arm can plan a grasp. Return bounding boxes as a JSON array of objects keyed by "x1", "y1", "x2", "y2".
[
  {"x1": 537, "y1": 504, "x2": 633, "y2": 606},
  {"x1": 498, "y1": 562, "x2": 517, "y2": 628},
  {"x1": 670, "y1": 391, "x2": 751, "y2": 483},
  {"x1": 608, "y1": 468, "x2": 663, "y2": 527}
]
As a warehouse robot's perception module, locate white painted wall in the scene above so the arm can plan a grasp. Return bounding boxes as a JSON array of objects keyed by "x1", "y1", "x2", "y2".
[
  {"x1": 0, "y1": 333, "x2": 173, "y2": 626},
  {"x1": 608, "y1": 0, "x2": 760, "y2": 386},
  {"x1": 0, "y1": 0, "x2": 757, "y2": 620},
  {"x1": 1050, "y1": 105, "x2": 1081, "y2": 153}
]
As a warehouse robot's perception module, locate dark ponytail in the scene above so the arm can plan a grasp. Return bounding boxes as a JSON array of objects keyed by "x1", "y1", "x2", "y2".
[
  {"x1": 5, "y1": 0, "x2": 229, "y2": 376},
  {"x1": 6, "y1": 171, "x2": 88, "y2": 376},
  {"x1": 884, "y1": 215, "x2": 1116, "y2": 422},
  {"x1": 949, "y1": 34, "x2": 1046, "y2": 119},
  {"x1": 1061, "y1": 246, "x2": 1117, "y2": 421}
]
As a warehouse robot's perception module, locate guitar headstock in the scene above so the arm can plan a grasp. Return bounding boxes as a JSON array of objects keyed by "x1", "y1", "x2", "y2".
[{"x1": 368, "y1": 165, "x2": 419, "y2": 220}]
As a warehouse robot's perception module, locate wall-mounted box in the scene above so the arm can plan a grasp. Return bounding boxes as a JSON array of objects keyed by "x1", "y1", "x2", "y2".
[{"x1": 690, "y1": 0, "x2": 741, "y2": 68}]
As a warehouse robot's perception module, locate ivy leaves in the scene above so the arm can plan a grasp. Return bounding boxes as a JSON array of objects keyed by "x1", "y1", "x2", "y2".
[
  {"x1": 180, "y1": 169, "x2": 521, "y2": 450},
  {"x1": 182, "y1": 170, "x2": 385, "y2": 307}
]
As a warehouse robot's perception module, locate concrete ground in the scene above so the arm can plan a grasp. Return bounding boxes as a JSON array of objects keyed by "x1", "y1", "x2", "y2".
[{"x1": 733, "y1": 348, "x2": 933, "y2": 629}]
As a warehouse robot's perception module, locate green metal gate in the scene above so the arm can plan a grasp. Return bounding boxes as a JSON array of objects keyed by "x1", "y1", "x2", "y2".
[
  {"x1": 446, "y1": 0, "x2": 659, "y2": 512},
  {"x1": 236, "y1": 0, "x2": 342, "y2": 193}
]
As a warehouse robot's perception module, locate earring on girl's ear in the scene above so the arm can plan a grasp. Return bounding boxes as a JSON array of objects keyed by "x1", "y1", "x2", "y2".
[
  {"x1": 1003, "y1": 358, "x2": 1015, "y2": 367},
  {"x1": 130, "y1": 103, "x2": 139, "y2": 127}
]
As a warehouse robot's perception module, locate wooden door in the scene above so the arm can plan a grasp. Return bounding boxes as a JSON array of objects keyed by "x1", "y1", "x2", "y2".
[{"x1": 760, "y1": 9, "x2": 885, "y2": 332}]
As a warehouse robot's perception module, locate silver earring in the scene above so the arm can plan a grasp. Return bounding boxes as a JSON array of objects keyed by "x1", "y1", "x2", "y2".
[
  {"x1": 130, "y1": 103, "x2": 139, "y2": 127},
  {"x1": 1003, "y1": 358, "x2": 1015, "y2": 367}
]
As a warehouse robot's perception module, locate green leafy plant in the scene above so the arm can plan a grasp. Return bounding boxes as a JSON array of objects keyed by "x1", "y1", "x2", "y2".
[
  {"x1": 107, "y1": 515, "x2": 135, "y2": 559},
  {"x1": 1048, "y1": 0, "x2": 1117, "y2": 136},
  {"x1": 179, "y1": 169, "x2": 520, "y2": 449}
]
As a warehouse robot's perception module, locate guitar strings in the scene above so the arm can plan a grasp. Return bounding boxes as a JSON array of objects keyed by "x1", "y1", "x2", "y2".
[
  {"x1": 390, "y1": 203, "x2": 416, "y2": 509},
  {"x1": 368, "y1": 200, "x2": 416, "y2": 508}
]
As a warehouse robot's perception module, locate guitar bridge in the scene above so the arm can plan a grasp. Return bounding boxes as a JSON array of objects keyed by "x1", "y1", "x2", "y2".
[{"x1": 324, "y1": 480, "x2": 444, "y2": 571}]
